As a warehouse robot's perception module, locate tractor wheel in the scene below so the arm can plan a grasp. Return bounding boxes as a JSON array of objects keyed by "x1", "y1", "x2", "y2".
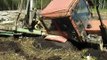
[{"x1": 33, "y1": 36, "x2": 77, "y2": 50}]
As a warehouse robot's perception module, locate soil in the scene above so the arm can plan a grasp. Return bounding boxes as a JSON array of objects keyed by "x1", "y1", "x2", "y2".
[
  {"x1": 0, "y1": 37, "x2": 82, "y2": 60},
  {"x1": 0, "y1": 37, "x2": 107, "y2": 60}
]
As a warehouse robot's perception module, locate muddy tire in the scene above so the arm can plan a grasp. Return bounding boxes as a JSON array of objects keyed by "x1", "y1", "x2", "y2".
[{"x1": 33, "y1": 36, "x2": 77, "y2": 50}]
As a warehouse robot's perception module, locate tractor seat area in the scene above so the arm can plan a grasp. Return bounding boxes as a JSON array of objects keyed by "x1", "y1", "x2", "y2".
[{"x1": 85, "y1": 20, "x2": 107, "y2": 35}]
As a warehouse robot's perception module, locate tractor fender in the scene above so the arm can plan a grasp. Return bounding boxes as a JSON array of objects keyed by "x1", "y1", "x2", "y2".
[{"x1": 44, "y1": 35, "x2": 67, "y2": 43}]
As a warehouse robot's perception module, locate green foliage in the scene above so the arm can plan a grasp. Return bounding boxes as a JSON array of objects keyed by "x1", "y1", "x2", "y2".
[
  {"x1": 0, "y1": 0, "x2": 51, "y2": 10},
  {"x1": 0, "y1": 0, "x2": 20, "y2": 10},
  {"x1": 35, "y1": 0, "x2": 51, "y2": 9},
  {"x1": 91, "y1": 0, "x2": 107, "y2": 9}
]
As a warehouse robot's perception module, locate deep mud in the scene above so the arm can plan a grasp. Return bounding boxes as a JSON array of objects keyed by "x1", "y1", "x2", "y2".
[
  {"x1": 0, "y1": 37, "x2": 107, "y2": 60},
  {"x1": 84, "y1": 49, "x2": 107, "y2": 60},
  {"x1": 33, "y1": 36, "x2": 77, "y2": 50},
  {"x1": 0, "y1": 37, "x2": 81, "y2": 60},
  {"x1": 0, "y1": 41, "x2": 20, "y2": 52}
]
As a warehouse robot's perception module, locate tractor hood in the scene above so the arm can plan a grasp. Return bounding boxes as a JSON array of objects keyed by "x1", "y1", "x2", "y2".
[
  {"x1": 41, "y1": 0, "x2": 79, "y2": 18},
  {"x1": 85, "y1": 20, "x2": 107, "y2": 34}
]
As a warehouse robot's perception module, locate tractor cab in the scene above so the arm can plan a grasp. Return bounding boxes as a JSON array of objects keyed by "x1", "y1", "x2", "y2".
[
  {"x1": 41, "y1": 0, "x2": 107, "y2": 44},
  {"x1": 41, "y1": 0, "x2": 90, "y2": 42}
]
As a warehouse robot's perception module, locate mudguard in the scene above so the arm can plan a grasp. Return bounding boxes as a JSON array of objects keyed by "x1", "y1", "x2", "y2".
[
  {"x1": 45, "y1": 35, "x2": 67, "y2": 43},
  {"x1": 85, "y1": 20, "x2": 107, "y2": 34}
]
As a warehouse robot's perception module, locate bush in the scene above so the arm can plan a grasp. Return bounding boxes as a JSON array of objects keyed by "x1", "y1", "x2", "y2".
[{"x1": 0, "y1": 0, "x2": 51, "y2": 10}]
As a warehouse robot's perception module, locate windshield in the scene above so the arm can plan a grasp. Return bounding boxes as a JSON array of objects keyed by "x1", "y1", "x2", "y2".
[
  {"x1": 72, "y1": 0, "x2": 90, "y2": 21},
  {"x1": 72, "y1": 0, "x2": 90, "y2": 33}
]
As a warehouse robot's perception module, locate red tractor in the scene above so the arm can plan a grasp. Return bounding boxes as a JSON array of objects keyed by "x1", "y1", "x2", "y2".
[
  {"x1": 40, "y1": 0, "x2": 107, "y2": 49},
  {"x1": 0, "y1": 0, "x2": 107, "y2": 49}
]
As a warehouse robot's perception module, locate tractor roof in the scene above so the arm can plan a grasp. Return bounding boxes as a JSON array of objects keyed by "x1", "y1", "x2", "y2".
[{"x1": 41, "y1": 0, "x2": 79, "y2": 18}]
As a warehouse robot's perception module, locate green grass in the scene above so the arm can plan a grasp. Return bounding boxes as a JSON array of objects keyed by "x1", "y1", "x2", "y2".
[{"x1": 92, "y1": 8, "x2": 107, "y2": 13}]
